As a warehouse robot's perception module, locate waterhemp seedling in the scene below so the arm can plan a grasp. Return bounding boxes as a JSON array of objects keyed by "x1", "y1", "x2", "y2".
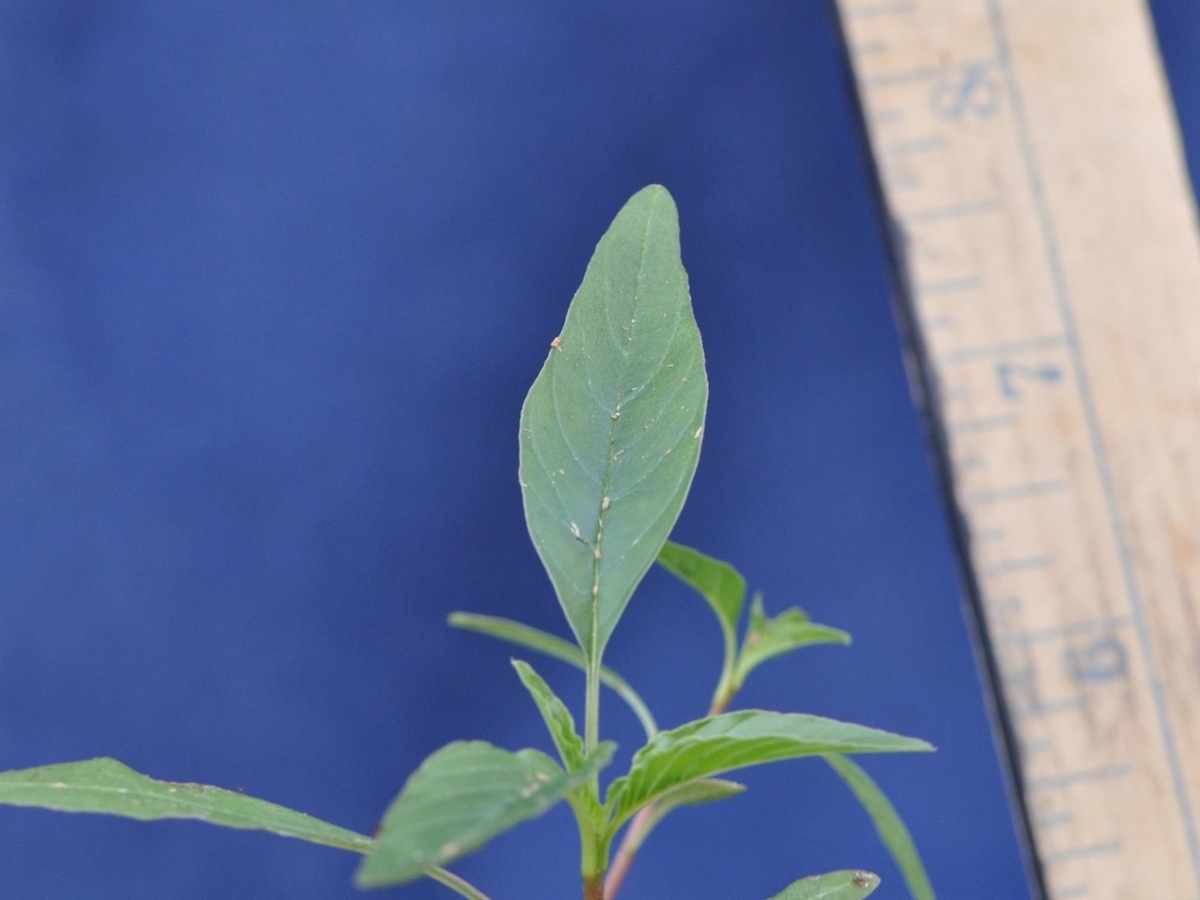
[{"x1": 0, "y1": 186, "x2": 937, "y2": 900}]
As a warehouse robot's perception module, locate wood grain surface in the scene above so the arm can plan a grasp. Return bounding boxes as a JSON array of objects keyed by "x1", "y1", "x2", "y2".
[{"x1": 834, "y1": 2, "x2": 1200, "y2": 898}]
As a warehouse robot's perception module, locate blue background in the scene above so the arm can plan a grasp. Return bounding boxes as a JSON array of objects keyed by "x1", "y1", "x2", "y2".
[{"x1": 2, "y1": 2, "x2": 1199, "y2": 898}]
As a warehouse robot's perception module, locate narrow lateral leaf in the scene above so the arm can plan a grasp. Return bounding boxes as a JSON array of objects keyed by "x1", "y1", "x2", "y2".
[
  {"x1": 448, "y1": 612, "x2": 658, "y2": 737},
  {"x1": 0, "y1": 758, "x2": 371, "y2": 852},
  {"x1": 358, "y1": 741, "x2": 613, "y2": 888},
  {"x1": 512, "y1": 659, "x2": 587, "y2": 772},
  {"x1": 608, "y1": 710, "x2": 932, "y2": 825},
  {"x1": 767, "y1": 870, "x2": 881, "y2": 900},
  {"x1": 634, "y1": 778, "x2": 746, "y2": 849},
  {"x1": 826, "y1": 755, "x2": 936, "y2": 900},
  {"x1": 735, "y1": 594, "x2": 850, "y2": 688},
  {"x1": 519, "y1": 185, "x2": 708, "y2": 662},
  {"x1": 658, "y1": 541, "x2": 746, "y2": 665}
]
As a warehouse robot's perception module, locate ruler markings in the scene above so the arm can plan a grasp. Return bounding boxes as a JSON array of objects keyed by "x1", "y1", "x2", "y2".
[
  {"x1": 946, "y1": 413, "x2": 1015, "y2": 435},
  {"x1": 864, "y1": 66, "x2": 941, "y2": 89},
  {"x1": 1044, "y1": 843, "x2": 1121, "y2": 867},
  {"x1": 954, "y1": 454, "x2": 984, "y2": 472},
  {"x1": 835, "y1": 1, "x2": 1200, "y2": 896},
  {"x1": 1021, "y1": 738, "x2": 1053, "y2": 757},
  {"x1": 852, "y1": 40, "x2": 889, "y2": 57},
  {"x1": 884, "y1": 135, "x2": 947, "y2": 156},
  {"x1": 991, "y1": 595, "x2": 1021, "y2": 613},
  {"x1": 844, "y1": 2, "x2": 917, "y2": 21},
  {"x1": 980, "y1": 555, "x2": 1053, "y2": 578},
  {"x1": 983, "y1": 0, "x2": 1200, "y2": 883},
  {"x1": 1028, "y1": 766, "x2": 1134, "y2": 794},
  {"x1": 1010, "y1": 697, "x2": 1084, "y2": 721},
  {"x1": 905, "y1": 199, "x2": 1001, "y2": 222},
  {"x1": 997, "y1": 617, "x2": 1133, "y2": 646},
  {"x1": 937, "y1": 334, "x2": 1067, "y2": 365},
  {"x1": 917, "y1": 275, "x2": 982, "y2": 295},
  {"x1": 924, "y1": 314, "x2": 955, "y2": 331},
  {"x1": 964, "y1": 478, "x2": 1068, "y2": 506},
  {"x1": 1036, "y1": 812, "x2": 1073, "y2": 831}
]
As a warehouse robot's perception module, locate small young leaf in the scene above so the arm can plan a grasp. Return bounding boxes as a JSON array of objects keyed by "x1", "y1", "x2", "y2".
[
  {"x1": 512, "y1": 659, "x2": 587, "y2": 772},
  {"x1": 825, "y1": 754, "x2": 936, "y2": 900},
  {"x1": 608, "y1": 710, "x2": 932, "y2": 825},
  {"x1": 657, "y1": 541, "x2": 746, "y2": 682},
  {"x1": 734, "y1": 593, "x2": 850, "y2": 689},
  {"x1": 657, "y1": 541, "x2": 746, "y2": 634},
  {"x1": 519, "y1": 185, "x2": 708, "y2": 663},
  {"x1": 653, "y1": 777, "x2": 746, "y2": 812},
  {"x1": 634, "y1": 778, "x2": 746, "y2": 850},
  {"x1": 767, "y1": 870, "x2": 881, "y2": 900},
  {"x1": 0, "y1": 757, "x2": 372, "y2": 852},
  {"x1": 448, "y1": 612, "x2": 658, "y2": 737},
  {"x1": 357, "y1": 741, "x2": 613, "y2": 888}
]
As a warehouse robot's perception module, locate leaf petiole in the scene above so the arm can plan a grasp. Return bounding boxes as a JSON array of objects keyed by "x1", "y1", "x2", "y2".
[{"x1": 427, "y1": 867, "x2": 496, "y2": 900}]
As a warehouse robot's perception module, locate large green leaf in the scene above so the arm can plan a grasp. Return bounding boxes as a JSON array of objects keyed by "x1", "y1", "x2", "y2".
[
  {"x1": 512, "y1": 659, "x2": 586, "y2": 772},
  {"x1": 519, "y1": 185, "x2": 708, "y2": 662},
  {"x1": 657, "y1": 541, "x2": 746, "y2": 678},
  {"x1": 607, "y1": 710, "x2": 932, "y2": 826},
  {"x1": 767, "y1": 870, "x2": 880, "y2": 900},
  {"x1": 734, "y1": 593, "x2": 851, "y2": 689},
  {"x1": 825, "y1": 755, "x2": 936, "y2": 900},
  {"x1": 0, "y1": 757, "x2": 371, "y2": 852},
  {"x1": 357, "y1": 741, "x2": 613, "y2": 888},
  {"x1": 448, "y1": 612, "x2": 658, "y2": 737}
]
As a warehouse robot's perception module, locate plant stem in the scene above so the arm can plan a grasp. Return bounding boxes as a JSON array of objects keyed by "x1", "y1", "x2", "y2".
[
  {"x1": 584, "y1": 872, "x2": 606, "y2": 900},
  {"x1": 428, "y1": 867, "x2": 495, "y2": 900},
  {"x1": 603, "y1": 693, "x2": 732, "y2": 900},
  {"x1": 584, "y1": 660, "x2": 601, "y2": 756}
]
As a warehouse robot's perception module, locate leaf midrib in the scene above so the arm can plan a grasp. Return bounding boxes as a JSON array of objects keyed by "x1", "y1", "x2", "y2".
[
  {"x1": 3, "y1": 776, "x2": 371, "y2": 849},
  {"x1": 589, "y1": 187, "x2": 661, "y2": 662}
]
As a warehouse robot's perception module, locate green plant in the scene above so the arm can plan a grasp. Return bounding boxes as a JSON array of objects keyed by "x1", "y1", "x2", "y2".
[{"x1": 0, "y1": 185, "x2": 935, "y2": 900}]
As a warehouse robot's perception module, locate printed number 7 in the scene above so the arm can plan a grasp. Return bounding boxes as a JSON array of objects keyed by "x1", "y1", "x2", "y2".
[{"x1": 997, "y1": 362, "x2": 1062, "y2": 400}]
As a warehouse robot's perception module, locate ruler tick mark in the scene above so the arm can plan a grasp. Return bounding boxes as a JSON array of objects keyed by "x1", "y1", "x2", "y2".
[
  {"x1": 1029, "y1": 765, "x2": 1132, "y2": 793},
  {"x1": 990, "y1": 595, "x2": 1022, "y2": 613},
  {"x1": 888, "y1": 173, "x2": 922, "y2": 191},
  {"x1": 1020, "y1": 737, "x2": 1053, "y2": 756},
  {"x1": 1045, "y1": 842, "x2": 1120, "y2": 866},
  {"x1": 865, "y1": 67, "x2": 941, "y2": 89},
  {"x1": 845, "y1": 1, "x2": 916, "y2": 19},
  {"x1": 998, "y1": 616, "x2": 1133, "y2": 646},
  {"x1": 852, "y1": 40, "x2": 889, "y2": 57},
  {"x1": 1037, "y1": 810, "x2": 1073, "y2": 830},
  {"x1": 982, "y1": 555, "x2": 1052, "y2": 578},
  {"x1": 974, "y1": 526, "x2": 1006, "y2": 543},
  {"x1": 906, "y1": 199, "x2": 1001, "y2": 223},
  {"x1": 885, "y1": 136, "x2": 948, "y2": 156},
  {"x1": 947, "y1": 413, "x2": 1016, "y2": 435},
  {"x1": 965, "y1": 478, "x2": 1068, "y2": 506},
  {"x1": 917, "y1": 275, "x2": 983, "y2": 296},
  {"x1": 1054, "y1": 885, "x2": 1089, "y2": 899},
  {"x1": 938, "y1": 334, "x2": 1067, "y2": 365},
  {"x1": 955, "y1": 453, "x2": 984, "y2": 470},
  {"x1": 1012, "y1": 696, "x2": 1084, "y2": 719},
  {"x1": 925, "y1": 314, "x2": 955, "y2": 331}
]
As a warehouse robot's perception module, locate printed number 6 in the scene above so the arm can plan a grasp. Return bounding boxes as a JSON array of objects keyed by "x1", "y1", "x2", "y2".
[
  {"x1": 1064, "y1": 636, "x2": 1127, "y2": 684},
  {"x1": 930, "y1": 62, "x2": 1000, "y2": 120}
]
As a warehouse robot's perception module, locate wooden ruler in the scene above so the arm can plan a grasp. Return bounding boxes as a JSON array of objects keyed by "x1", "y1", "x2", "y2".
[{"x1": 832, "y1": 3, "x2": 1200, "y2": 899}]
